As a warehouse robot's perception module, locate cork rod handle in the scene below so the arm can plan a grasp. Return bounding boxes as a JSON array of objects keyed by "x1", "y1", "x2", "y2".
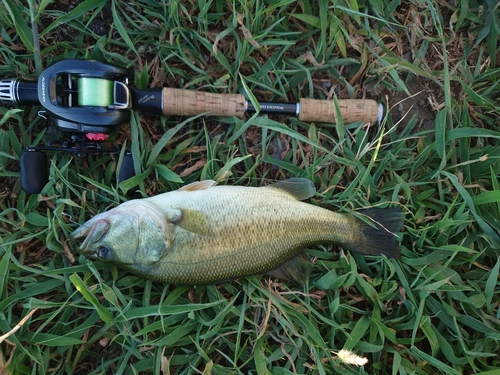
[
  {"x1": 160, "y1": 88, "x2": 383, "y2": 124},
  {"x1": 298, "y1": 98, "x2": 382, "y2": 124},
  {"x1": 162, "y1": 88, "x2": 246, "y2": 118}
]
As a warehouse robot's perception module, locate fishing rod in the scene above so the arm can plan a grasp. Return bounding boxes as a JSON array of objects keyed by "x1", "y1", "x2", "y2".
[{"x1": 0, "y1": 59, "x2": 385, "y2": 194}]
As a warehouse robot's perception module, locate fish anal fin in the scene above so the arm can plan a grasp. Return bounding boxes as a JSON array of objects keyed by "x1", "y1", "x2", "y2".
[
  {"x1": 264, "y1": 178, "x2": 316, "y2": 201},
  {"x1": 265, "y1": 252, "x2": 311, "y2": 284},
  {"x1": 178, "y1": 180, "x2": 216, "y2": 192}
]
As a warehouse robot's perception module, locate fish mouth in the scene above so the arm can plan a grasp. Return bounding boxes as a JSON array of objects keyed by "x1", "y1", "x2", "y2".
[{"x1": 70, "y1": 219, "x2": 111, "y2": 254}]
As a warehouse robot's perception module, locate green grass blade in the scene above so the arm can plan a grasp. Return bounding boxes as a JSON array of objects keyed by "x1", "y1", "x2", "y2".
[
  {"x1": 41, "y1": 0, "x2": 106, "y2": 36},
  {"x1": 1, "y1": 0, "x2": 34, "y2": 51},
  {"x1": 69, "y1": 273, "x2": 114, "y2": 325}
]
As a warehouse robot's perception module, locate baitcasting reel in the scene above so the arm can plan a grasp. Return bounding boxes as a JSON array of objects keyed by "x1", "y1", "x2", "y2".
[
  {"x1": 1, "y1": 59, "x2": 385, "y2": 194},
  {"x1": 0, "y1": 60, "x2": 135, "y2": 194}
]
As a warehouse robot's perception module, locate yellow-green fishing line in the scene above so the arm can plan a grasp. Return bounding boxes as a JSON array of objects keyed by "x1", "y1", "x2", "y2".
[{"x1": 78, "y1": 77, "x2": 113, "y2": 107}]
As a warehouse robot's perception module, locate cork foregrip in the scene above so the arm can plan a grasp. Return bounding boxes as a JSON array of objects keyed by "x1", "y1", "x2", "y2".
[
  {"x1": 298, "y1": 99, "x2": 380, "y2": 124},
  {"x1": 162, "y1": 88, "x2": 246, "y2": 118}
]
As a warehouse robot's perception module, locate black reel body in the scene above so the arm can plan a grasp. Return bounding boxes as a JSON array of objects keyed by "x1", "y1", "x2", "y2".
[{"x1": 0, "y1": 59, "x2": 136, "y2": 194}]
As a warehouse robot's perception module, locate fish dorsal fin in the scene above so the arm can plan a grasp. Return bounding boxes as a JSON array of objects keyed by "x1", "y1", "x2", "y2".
[
  {"x1": 178, "y1": 180, "x2": 216, "y2": 192},
  {"x1": 176, "y1": 208, "x2": 210, "y2": 236},
  {"x1": 264, "y1": 178, "x2": 316, "y2": 201},
  {"x1": 265, "y1": 252, "x2": 311, "y2": 284}
]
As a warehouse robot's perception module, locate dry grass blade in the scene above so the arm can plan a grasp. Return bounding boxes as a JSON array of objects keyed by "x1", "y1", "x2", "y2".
[{"x1": 0, "y1": 308, "x2": 39, "y2": 344}]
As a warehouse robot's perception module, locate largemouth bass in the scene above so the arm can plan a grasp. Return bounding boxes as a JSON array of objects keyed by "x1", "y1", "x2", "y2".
[{"x1": 71, "y1": 178, "x2": 404, "y2": 284}]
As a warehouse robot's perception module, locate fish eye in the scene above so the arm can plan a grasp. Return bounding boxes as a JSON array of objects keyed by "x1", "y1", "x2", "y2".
[{"x1": 98, "y1": 246, "x2": 113, "y2": 260}]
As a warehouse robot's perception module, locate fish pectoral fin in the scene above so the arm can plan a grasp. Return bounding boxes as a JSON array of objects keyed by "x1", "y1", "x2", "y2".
[
  {"x1": 263, "y1": 178, "x2": 316, "y2": 201},
  {"x1": 163, "y1": 206, "x2": 209, "y2": 236},
  {"x1": 265, "y1": 252, "x2": 311, "y2": 284},
  {"x1": 178, "y1": 180, "x2": 216, "y2": 192},
  {"x1": 176, "y1": 208, "x2": 210, "y2": 236}
]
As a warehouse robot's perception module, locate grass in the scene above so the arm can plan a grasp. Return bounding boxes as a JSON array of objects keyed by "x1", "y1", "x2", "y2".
[{"x1": 0, "y1": 0, "x2": 499, "y2": 374}]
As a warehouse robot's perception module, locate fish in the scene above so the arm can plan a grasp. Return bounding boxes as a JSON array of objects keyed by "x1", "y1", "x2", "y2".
[{"x1": 70, "y1": 178, "x2": 404, "y2": 285}]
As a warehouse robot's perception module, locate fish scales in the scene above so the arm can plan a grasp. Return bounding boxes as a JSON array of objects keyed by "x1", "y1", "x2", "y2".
[
  {"x1": 71, "y1": 178, "x2": 404, "y2": 285},
  {"x1": 146, "y1": 186, "x2": 352, "y2": 283}
]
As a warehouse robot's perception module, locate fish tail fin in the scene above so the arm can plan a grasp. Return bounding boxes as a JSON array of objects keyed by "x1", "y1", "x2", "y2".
[{"x1": 346, "y1": 208, "x2": 404, "y2": 258}]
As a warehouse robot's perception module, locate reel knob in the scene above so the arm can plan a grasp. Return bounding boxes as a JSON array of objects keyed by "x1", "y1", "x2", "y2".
[
  {"x1": 20, "y1": 150, "x2": 49, "y2": 194},
  {"x1": 118, "y1": 152, "x2": 135, "y2": 183}
]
